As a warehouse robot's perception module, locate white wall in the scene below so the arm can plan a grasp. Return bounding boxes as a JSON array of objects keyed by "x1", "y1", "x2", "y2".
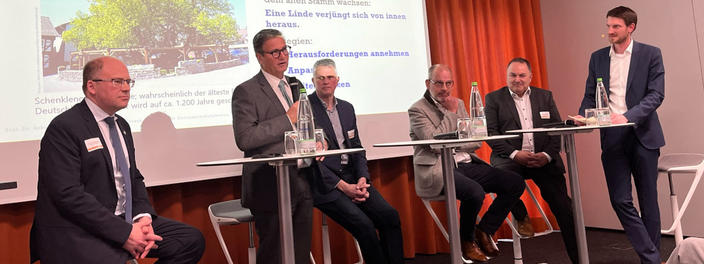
[{"x1": 541, "y1": 0, "x2": 704, "y2": 236}]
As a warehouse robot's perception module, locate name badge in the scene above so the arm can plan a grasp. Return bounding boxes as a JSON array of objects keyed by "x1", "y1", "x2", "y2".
[
  {"x1": 347, "y1": 129, "x2": 355, "y2": 139},
  {"x1": 539, "y1": 111, "x2": 550, "y2": 119},
  {"x1": 84, "y1": 137, "x2": 104, "y2": 152}
]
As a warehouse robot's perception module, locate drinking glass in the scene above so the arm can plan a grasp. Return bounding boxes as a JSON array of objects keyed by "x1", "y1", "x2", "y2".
[
  {"x1": 596, "y1": 108, "x2": 612, "y2": 126},
  {"x1": 457, "y1": 118, "x2": 471, "y2": 139},
  {"x1": 584, "y1": 109, "x2": 598, "y2": 126},
  {"x1": 314, "y1": 129, "x2": 326, "y2": 151},
  {"x1": 284, "y1": 130, "x2": 298, "y2": 155}
]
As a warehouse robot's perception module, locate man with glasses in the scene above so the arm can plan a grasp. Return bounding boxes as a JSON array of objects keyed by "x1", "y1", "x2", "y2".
[
  {"x1": 232, "y1": 28, "x2": 319, "y2": 263},
  {"x1": 484, "y1": 57, "x2": 578, "y2": 263},
  {"x1": 408, "y1": 64, "x2": 525, "y2": 262},
  {"x1": 307, "y1": 58, "x2": 404, "y2": 264},
  {"x1": 31, "y1": 56, "x2": 205, "y2": 263}
]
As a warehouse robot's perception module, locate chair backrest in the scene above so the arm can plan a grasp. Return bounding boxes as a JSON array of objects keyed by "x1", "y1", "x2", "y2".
[{"x1": 662, "y1": 156, "x2": 704, "y2": 233}]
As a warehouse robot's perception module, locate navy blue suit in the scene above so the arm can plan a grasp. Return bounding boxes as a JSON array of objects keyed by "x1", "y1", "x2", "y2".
[
  {"x1": 308, "y1": 92, "x2": 403, "y2": 264},
  {"x1": 30, "y1": 100, "x2": 204, "y2": 264},
  {"x1": 579, "y1": 41, "x2": 665, "y2": 264}
]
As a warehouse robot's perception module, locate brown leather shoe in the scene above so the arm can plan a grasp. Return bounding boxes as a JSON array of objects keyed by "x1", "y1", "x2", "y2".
[
  {"x1": 517, "y1": 216, "x2": 535, "y2": 237},
  {"x1": 475, "y1": 228, "x2": 500, "y2": 257},
  {"x1": 461, "y1": 241, "x2": 488, "y2": 262}
]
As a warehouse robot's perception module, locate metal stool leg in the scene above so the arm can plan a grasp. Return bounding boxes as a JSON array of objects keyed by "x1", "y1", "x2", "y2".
[
  {"x1": 422, "y1": 198, "x2": 473, "y2": 263},
  {"x1": 668, "y1": 172, "x2": 684, "y2": 245},
  {"x1": 248, "y1": 222, "x2": 256, "y2": 264}
]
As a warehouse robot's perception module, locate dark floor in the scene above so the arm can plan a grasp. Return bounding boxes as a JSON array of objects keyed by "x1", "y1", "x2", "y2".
[{"x1": 404, "y1": 228, "x2": 676, "y2": 264}]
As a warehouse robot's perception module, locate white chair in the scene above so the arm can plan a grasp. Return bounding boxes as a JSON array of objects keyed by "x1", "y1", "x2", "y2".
[
  {"x1": 421, "y1": 180, "x2": 554, "y2": 264},
  {"x1": 658, "y1": 153, "x2": 704, "y2": 246},
  {"x1": 320, "y1": 214, "x2": 364, "y2": 264},
  {"x1": 208, "y1": 199, "x2": 316, "y2": 264}
]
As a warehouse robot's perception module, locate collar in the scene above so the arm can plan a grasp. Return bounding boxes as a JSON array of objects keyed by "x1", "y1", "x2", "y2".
[
  {"x1": 261, "y1": 69, "x2": 287, "y2": 87},
  {"x1": 509, "y1": 86, "x2": 531, "y2": 99},
  {"x1": 609, "y1": 38, "x2": 634, "y2": 57},
  {"x1": 319, "y1": 95, "x2": 338, "y2": 112},
  {"x1": 85, "y1": 97, "x2": 112, "y2": 123}
]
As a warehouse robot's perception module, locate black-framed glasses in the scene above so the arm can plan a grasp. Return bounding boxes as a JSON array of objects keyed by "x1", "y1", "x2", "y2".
[
  {"x1": 92, "y1": 78, "x2": 135, "y2": 88},
  {"x1": 315, "y1": 75, "x2": 337, "y2": 81},
  {"x1": 429, "y1": 79, "x2": 454, "y2": 88},
  {"x1": 262, "y1": 45, "x2": 291, "y2": 58}
]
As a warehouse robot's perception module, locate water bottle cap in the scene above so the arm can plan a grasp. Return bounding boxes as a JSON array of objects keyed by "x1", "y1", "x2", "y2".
[
  {"x1": 596, "y1": 77, "x2": 603, "y2": 82},
  {"x1": 471, "y1": 81, "x2": 478, "y2": 85},
  {"x1": 300, "y1": 87, "x2": 306, "y2": 93}
]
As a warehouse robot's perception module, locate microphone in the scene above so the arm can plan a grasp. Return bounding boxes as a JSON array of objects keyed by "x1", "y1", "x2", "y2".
[
  {"x1": 288, "y1": 76, "x2": 301, "y2": 90},
  {"x1": 433, "y1": 131, "x2": 459, "y2": 139},
  {"x1": 542, "y1": 120, "x2": 576, "y2": 128}
]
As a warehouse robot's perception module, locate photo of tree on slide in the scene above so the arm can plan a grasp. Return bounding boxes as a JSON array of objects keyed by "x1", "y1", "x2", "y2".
[{"x1": 41, "y1": 0, "x2": 248, "y2": 93}]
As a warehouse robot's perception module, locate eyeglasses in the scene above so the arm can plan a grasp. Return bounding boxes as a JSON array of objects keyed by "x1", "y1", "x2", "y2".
[
  {"x1": 92, "y1": 78, "x2": 135, "y2": 88},
  {"x1": 315, "y1": 75, "x2": 337, "y2": 81},
  {"x1": 429, "y1": 79, "x2": 454, "y2": 88},
  {"x1": 262, "y1": 45, "x2": 291, "y2": 58}
]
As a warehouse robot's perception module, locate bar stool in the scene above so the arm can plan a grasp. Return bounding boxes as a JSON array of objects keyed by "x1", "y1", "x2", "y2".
[
  {"x1": 320, "y1": 214, "x2": 364, "y2": 264},
  {"x1": 421, "y1": 180, "x2": 554, "y2": 264},
  {"x1": 208, "y1": 199, "x2": 317, "y2": 264},
  {"x1": 658, "y1": 153, "x2": 704, "y2": 246}
]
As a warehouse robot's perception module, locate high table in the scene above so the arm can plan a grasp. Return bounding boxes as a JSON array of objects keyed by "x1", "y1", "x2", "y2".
[
  {"x1": 507, "y1": 123, "x2": 634, "y2": 264},
  {"x1": 197, "y1": 148, "x2": 365, "y2": 264},
  {"x1": 374, "y1": 135, "x2": 519, "y2": 263}
]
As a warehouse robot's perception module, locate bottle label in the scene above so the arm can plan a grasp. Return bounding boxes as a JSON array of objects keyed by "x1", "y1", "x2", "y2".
[{"x1": 299, "y1": 139, "x2": 316, "y2": 155}]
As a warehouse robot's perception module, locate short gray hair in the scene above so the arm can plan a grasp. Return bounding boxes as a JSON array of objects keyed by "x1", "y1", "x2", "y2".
[
  {"x1": 427, "y1": 64, "x2": 451, "y2": 79},
  {"x1": 313, "y1": 58, "x2": 337, "y2": 76}
]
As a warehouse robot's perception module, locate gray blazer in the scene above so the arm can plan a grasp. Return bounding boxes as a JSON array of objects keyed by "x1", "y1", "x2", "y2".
[
  {"x1": 231, "y1": 71, "x2": 312, "y2": 211},
  {"x1": 408, "y1": 91, "x2": 484, "y2": 198}
]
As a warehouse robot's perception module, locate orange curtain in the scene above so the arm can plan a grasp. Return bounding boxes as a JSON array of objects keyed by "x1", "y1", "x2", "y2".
[{"x1": 0, "y1": 1, "x2": 558, "y2": 263}]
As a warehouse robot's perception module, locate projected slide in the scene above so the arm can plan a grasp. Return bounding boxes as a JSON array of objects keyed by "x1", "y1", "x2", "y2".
[{"x1": 4, "y1": 0, "x2": 428, "y2": 143}]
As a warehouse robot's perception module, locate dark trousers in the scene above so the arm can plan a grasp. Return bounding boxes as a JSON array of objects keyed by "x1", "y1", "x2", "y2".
[
  {"x1": 493, "y1": 157, "x2": 579, "y2": 263},
  {"x1": 251, "y1": 197, "x2": 313, "y2": 264},
  {"x1": 317, "y1": 186, "x2": 404, "y2": 264},
  {"x1": 601, "y1": 126, "x2": 661, "y2": 264},
  {"x1": 454, "y1": 162, "x2": 525, "y2": 242},
  {"x1": 146, "y1": 216, "x2": 206, "y2": 264}
]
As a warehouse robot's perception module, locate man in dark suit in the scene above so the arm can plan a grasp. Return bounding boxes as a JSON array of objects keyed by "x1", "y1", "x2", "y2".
[
  {"x1": 307, "y1": 59, "x2": 404, "y2": 264},
  {"x1": 30, "y1": 56, "x2": 205, "y2": 264},
  {"x1": 578, "y1": 6, "x2": 665, "y2": 264},
  {"x1": 232, "y1": 29, "x2": 317, "y2": 263},
  {"x1": 485, "y1": 57, "x2": 578, "y2": 263},
  {"x1": 409, "y1": 64, "x2": 525, "y2": 262}
]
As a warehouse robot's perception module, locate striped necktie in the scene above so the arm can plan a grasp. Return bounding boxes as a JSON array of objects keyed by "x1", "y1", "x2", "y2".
[{"x1": 278, "y1": 80, "x2": 292, "y2": 107}]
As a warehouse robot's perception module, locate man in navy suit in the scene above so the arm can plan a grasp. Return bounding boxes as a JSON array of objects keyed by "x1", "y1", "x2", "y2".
[
  {"x1": 578, "y1": 6, "x2": 665, "y2": 264},
  {"x1": 307, "y1": 58, "x2": 403, "y2": 264},
  {"x1": 30, "y1": 56, "x2": 205, "y2": 263},
  {"x1": 485, "y1": 58, "x2": 578, "y2": 263}
]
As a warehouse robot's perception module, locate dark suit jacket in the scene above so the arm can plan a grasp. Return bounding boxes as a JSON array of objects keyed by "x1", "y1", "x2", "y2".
[
  {"x1": 232, "y1": 71, "x2": 313, "y2": 211},
  {"x1": 30, "y1": 100, "x2": 156, "y2": 263},
  {"x1": 307, "y1": 92, "x2": 370, "y2": 204},
  {"x1": 578, "y1": 41, "x2": 665, "y2": 150},
  {"x1": 485, "y1": 86, "x2": 565, "y2": 172}
]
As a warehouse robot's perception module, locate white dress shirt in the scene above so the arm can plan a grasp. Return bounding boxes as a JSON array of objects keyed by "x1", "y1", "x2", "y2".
[
  {"x1": 608, "y1": 39, "x2": 633, "y2": 115},
  {"x1": 507, "y1": 88, "x2": 552, "y2": 161}
]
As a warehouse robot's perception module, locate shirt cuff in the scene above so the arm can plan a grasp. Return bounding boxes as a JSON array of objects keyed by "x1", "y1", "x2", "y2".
[
  {"x1": 509, "y1": 150, "x2": 519, "y2": 160},
  {"x1": 540, "y1": 152, "x2": 552, "y2": 162},
  {"x1": 133, "y1": 213, "x2": 151, "y2": 222}
]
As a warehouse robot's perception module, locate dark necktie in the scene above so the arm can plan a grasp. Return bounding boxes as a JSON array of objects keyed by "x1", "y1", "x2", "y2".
[
  {"x1": 278, "y1": 80, "x2": 293, "y2": 107},
  {"x1": 104, "y1": 117, "x2": 133, "y2": 223}
]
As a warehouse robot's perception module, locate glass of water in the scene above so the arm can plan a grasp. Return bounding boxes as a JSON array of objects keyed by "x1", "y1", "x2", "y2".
[
  {"x1": 457, "y1": 118, "x2": 471, "y2": 139},
  {"x1": 284, "y1": 130, "x2": 298, "y2": 155},
  {"x1": 596, "y1": 108, "x2": 612, "y2": 126},
  {"x1": 314, "y1": 129, "x2": 326, "y2": 151}
]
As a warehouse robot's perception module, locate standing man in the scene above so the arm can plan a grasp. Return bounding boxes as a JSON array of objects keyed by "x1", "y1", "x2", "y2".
[
  {"x1": 485, "y1": 57, "x2": 578, "y2": 263},
  {"x1": 307, "y1": 58, "x2": 404, "y2": 264},
  {"x1": 578, "y1": 6, "x2": 665, "y2": 264},
  {"x1": 30, "y1": 56, "x2": 205, "y2": 263},
  {"x1": 409, "y1": 64, "x2": 525, "y2": 262},
  {"x1": 232, "y1": 28, "x2": 316, "y2": 263}
]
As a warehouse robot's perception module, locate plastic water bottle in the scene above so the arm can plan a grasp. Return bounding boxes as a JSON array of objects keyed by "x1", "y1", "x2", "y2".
[
  {"x1": 296, "y1": 87, "x2": 316, "y2": 154},
  {"x1": 595, "y1": 78, "x2": 611, "y2": 125},
  {"x1": 469, "y1": 81, "x2": 488, "y2": 138}
]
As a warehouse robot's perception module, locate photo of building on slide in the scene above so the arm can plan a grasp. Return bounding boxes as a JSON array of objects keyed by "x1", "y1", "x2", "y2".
[{"x1": 40, "y1": 0, "x2": 248, "y2": 93}]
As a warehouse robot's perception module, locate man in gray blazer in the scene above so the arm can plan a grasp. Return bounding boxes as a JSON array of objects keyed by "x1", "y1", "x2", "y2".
[
  {"x1": 232, "y1": 29, "x2": 316, "y2": 264},
  {"x1": 408, "y1": 64, "x2": 525, "y2": 262}
]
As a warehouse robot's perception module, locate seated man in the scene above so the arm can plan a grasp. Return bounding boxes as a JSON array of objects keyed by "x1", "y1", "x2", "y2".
[
  {"x1": 408, "y1": 64, "x2": 525, "y2": 262},
  {"x1": 30, "y1": 56, "x2": 205, "y2": 263},
  {"x1": 307, "y1": 58, "x2": 404, "y2": 264},
  {"x1": 484, "y1": 57, "x2": 578, "y2": 263}
]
